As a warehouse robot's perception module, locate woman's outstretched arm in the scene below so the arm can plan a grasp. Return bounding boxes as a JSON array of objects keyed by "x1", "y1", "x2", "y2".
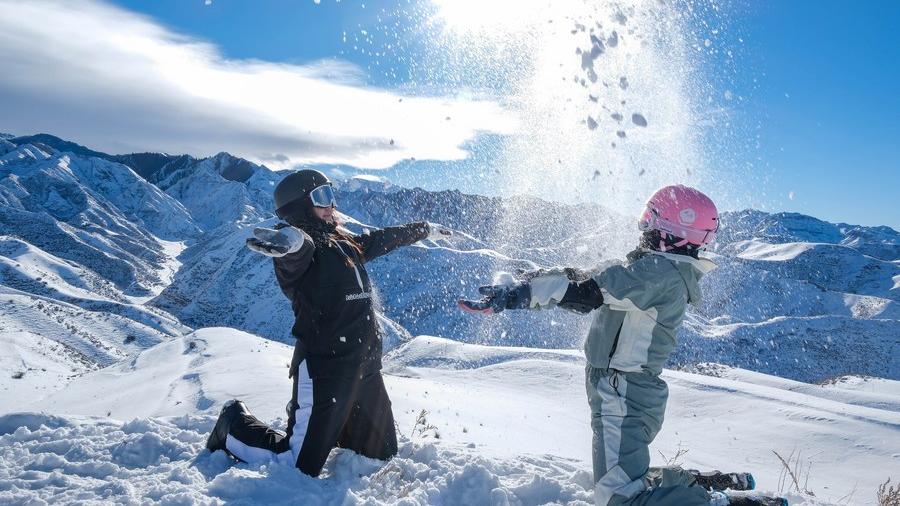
[
  {"x1": 355, "y1": 221, "x2": 451, "y2": 262},
  {"x1": 246, "y1": 225, "x2": 315, "y2": 297}
]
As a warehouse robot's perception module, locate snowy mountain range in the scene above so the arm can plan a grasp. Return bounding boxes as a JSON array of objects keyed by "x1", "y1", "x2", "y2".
[
  {"x1": 1, "y1": 133, "x2": 897, "y2": 504},
  {"x1": 2, "y1": 133, "x2": 898, "y2": 384}
]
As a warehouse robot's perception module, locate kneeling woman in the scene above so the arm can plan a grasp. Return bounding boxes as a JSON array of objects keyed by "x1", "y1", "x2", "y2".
[{"x1": 206, "y1": 169, "x2": 449, "y2": 476}]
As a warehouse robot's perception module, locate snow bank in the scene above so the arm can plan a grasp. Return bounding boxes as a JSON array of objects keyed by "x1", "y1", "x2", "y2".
[
  {"x1": 385, "y1": 335, "x2": 582, "y2": 370},
  {"x1": 0, "y1": 412, "x2": 597, "y2": 506}
]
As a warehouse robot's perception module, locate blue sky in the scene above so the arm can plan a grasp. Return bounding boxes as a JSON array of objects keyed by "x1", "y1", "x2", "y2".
[
  {"x1": 725, "y1": 1, "x2": 900, "y2": 229},
  {"x1": 2, "y1": 0, "x2": 897, "y2": 229},
  {"x1": 116, "y1": 0, "x2": 900, "y2": 229}
]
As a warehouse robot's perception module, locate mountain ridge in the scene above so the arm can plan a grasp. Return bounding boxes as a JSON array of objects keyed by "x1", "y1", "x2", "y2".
[{"x1": 1, "y1": 134, "x2": 897, "y2": 388}]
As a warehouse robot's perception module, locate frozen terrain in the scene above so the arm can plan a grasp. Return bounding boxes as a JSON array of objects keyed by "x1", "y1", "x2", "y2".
[{"x1": 2, "y1": 329, "x2": 896, "y2": 505}]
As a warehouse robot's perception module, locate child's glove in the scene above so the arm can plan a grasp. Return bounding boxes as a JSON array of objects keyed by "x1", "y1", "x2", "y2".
[
  {"x1": 246, "y1": 227, "x2": 305, "y2": 257},
  {"x1": 458, "y1": 273, "x2": 531, "y2": 314}
]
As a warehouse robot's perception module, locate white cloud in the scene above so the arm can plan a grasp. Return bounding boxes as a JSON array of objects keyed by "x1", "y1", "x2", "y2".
[{"x1": 0, "y1": 0, "x2": 516, "y2": 168}]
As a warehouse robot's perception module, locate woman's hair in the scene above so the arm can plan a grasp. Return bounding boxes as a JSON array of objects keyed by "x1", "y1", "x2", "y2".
[
  {"x1": 639, "y1": 230, "x2": 700, "y2": 259},
  {"x1": 283, "y1": 198, "x2": 364, "y2": 263}
]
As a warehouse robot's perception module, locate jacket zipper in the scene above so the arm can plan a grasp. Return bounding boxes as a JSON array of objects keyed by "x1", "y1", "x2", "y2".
[
  {"x1": 335, "y1": 242, "x2": 365, "y2": 291},
  {"x1": 606, "y1": 322, "x2": 623, "y2": 369}
]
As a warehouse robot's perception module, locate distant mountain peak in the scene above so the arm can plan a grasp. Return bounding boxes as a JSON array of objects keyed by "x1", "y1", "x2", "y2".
[
  {"x1": 1, "y1": 142, "x2": 54, "y2": 163},
  {"x1": 205, "y1": 152, "x2": 260, "y2": 183},
  {"x1": 9, "y1": 133, "x2": 110, "y2": 160}
]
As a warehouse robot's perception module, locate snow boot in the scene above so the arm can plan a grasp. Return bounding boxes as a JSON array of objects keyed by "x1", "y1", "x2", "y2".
[
  {"x1": 206, "y1": 399, "x2": 249, "y2": 455},
  {"x1": 692, "y1": 470, "x2": 755, "y2": 491},
  {"x1": 717, "y1": 491, "x2": 788, "y2": 506}
]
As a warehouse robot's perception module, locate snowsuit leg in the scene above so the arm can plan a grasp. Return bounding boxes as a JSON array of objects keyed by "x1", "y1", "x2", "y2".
[
  {"x1": 297, "y1": 371, "x2": 398, "y2": 476},
  {"x1": 222, "y1": 360, "x2": 312, "y2": 466},
  {"x1": 337, "y1": 373, "x2": 398, "y2": 461},
  {"x1": 586, "y1": 366, "x2": 709, "y2": 506}
]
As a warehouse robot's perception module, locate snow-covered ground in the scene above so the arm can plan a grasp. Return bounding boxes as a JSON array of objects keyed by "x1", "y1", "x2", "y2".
[{"x1": 2, "y1": 329, "x2": 896, "y2": 505}]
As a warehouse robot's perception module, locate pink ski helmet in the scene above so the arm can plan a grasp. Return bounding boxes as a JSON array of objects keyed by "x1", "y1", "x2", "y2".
[{"x1": 638, "y1": 185, "x2": 719, "y2": 249}]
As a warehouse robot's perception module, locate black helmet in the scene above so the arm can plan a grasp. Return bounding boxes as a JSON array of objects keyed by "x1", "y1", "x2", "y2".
[{"x1": 274, "y1": 169, "x2": 331, "y2": 219}]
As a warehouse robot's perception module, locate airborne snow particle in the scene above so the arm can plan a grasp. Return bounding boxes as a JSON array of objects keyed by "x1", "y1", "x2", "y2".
[
  {"x1": 587, "y1": 116, "x2": 598, "y2": 130},
  {"x1": 589, "y1": 34, "x2": 605, "y2": 60},
  {"x1": 789, "y1": 191, "x2": 795, "y2": 200},
  {"x1": 607, "y1": 31, "x2": 619, "y2": 47},
  {"x1": 619, "y1": 76, "x2": 629, "y2": 89},
  {"x1": 724, "y1": 90, "x2": 734, "y2": 101},
  {"x1": 631, "y1": 113, "x2": 648, "y2": 127}
]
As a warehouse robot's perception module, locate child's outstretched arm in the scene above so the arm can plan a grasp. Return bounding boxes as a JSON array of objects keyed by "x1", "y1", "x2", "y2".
[{"x1": 458, "y1": 270, "x2": 604, "y2": 315}]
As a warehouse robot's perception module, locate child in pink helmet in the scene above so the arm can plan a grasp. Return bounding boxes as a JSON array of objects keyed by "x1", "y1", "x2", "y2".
[{"x1": 461, "y1": 186, "x2": 785, "y2": 506}]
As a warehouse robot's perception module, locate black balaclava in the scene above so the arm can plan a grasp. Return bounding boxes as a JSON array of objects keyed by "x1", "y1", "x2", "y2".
[{"x1": 638, "y1": 230, "x2": 700, "y2": 259}]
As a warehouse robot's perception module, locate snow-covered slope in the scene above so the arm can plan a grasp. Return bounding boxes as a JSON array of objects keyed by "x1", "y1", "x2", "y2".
[
  {"x1": 158, "y1": 152, "x2": 278, "y2": 231},
  {"x1": 9, "y1": 134, "x2": 282, "y2": 232},
  {"x1": 0, "y1": 142, "x2": 196, "y2": 294},
  {"x1": 717, "y1": 209, "x2": 899, "y2": 262},
  {"x1": 0, "y1": 287, "x2": 188, "y2": 412},
  {"x1": 4, "y1": 330, "x2": 895, "y2": 505},
  {"x1": 0, "y1": 139, "x2": 198, "y2": 407}
]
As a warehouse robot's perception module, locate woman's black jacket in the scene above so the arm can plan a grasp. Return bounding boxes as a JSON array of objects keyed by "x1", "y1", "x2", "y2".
[{"x1": 272, "y1": 222, "x2": 428, "y2": 379}]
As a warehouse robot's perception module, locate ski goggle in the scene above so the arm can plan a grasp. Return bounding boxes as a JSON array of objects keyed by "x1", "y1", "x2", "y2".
[{"x1": 308, "y1": 184, "x2": 336, "y2": 208}]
